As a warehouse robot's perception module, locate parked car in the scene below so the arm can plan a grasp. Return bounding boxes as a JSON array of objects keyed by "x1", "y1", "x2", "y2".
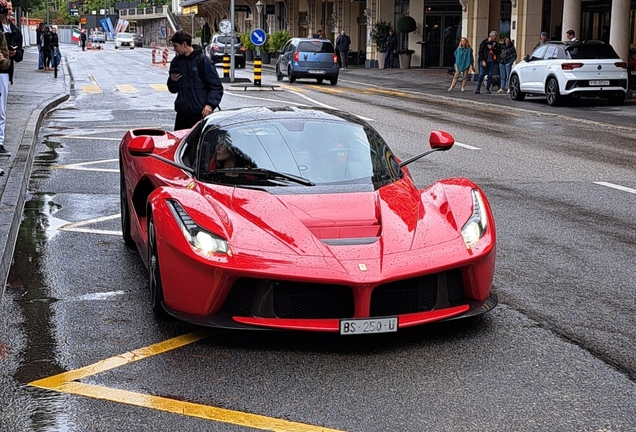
[
  {"x1": 628, "y1": 48, "x2": 636, "y2": 90},
  {"x1": 276, "y1": 38, "x2": 339, "y2": 85},
  {"x1": 114, "y1": 32, "x2": 135, "y2": 49},
  {"x1": 509, "y1": 40, "x2": 628, "y2": 106},
  {"x1": 205, "y1": 35, "x2": 245, "y2": 68},
  {"x1": 89, "y1": 31, "x2": 105, "y2": 43},
  {"x1": 119, "y1": 106, "x2": 497, "y2": 331},
  {"x1": 131, "y1": 32, "x2": 143, "y2": 48}
]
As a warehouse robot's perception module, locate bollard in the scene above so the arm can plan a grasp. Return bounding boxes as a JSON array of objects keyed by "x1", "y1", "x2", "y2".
[
  {"x1": 162, "y1": 47, "x2": 169, "y2": 67},
  {"x1": 254, "y1": 56, "x2": 261, "y2": 86},
  {"x1": 223, "y1": 55, "x2": 230, "y2": 78}
]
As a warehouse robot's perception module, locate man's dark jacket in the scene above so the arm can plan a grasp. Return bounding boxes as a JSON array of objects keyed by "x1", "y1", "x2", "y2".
[
  {"x1": 385, "y1": 34, "x2": 398, "y2": 53},
  {"x1": 477, "y1": 38, "x2": 499, "y2": 63},
  {"x1": 335, "y1": 34, "x2": 351, "y2": 51},
  {"x1": 2, "y1": 21, "x2": 24, "y2": 84},
  {"x1": 167, "y1": 45, "x2": 223, "y2": 115}
]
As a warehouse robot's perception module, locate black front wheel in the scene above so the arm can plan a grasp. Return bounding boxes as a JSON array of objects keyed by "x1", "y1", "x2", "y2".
[
  {"x1": 545, "y1": 77, "x2": 561, "y2": 106},
  {"x1": 276, "y1": 65, "x2": 283, "y2": 81},
  {"x1": 148, "y1": 213, "x2": 170, "y2": 319},
  {"x1": 509, "y1": 74, "x2": 525, "y2": 101}
]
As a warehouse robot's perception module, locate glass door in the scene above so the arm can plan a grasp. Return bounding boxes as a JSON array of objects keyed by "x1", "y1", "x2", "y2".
[
  {"x1": 423, "y1": 15, "x2": 441, "y2": 67},
  {"x1": 442, "y1": 15, "x2": 461, "y2": 67},
  {"x1": 423, "y1": 14, "x2": 460, "y2": 67}
]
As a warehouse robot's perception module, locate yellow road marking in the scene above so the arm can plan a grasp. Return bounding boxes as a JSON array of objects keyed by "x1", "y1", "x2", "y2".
[
  {"x1": 149, "y1": 83, "x2": 169, "y2": 91},
  {"x1": 28, "y1": 329, "x2": 344, "y2": 431},
  {"x1": 82, "y1": 85, "x2": 102, "y2": 93},
  {"x1": 30, "y1": 330, "x2": 212, "y2": 389},
  {"x1": 116, "y1": 84, "x2": 138, "y2": 93},
  {"x1": 55, "y1": 382, "x2": 343, "y2": 432}
]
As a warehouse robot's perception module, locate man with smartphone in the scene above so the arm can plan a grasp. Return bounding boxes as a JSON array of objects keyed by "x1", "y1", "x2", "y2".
[
  {"x1": 0, "y1": 0, "x2": 21, "y2": 155},
  {"x1": 167, "y1": 30, "x2": 223, "y2": 130}
]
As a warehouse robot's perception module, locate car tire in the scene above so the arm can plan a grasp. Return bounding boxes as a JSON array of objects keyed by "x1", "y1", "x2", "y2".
[
  {"x1": 276, "y1": 65, "x2": 283, "y2": 81},
  {"x1": 289, "y1": 73, "x2": 296, "y2": 84},
  {"x1": 119, "y1": 159, "x2": 136, "y2": 249},
  {"x1": 607, "y1": 93, "x2": 626, "y2": 106},
  {"x1": 509, "y1": 74, "x2": 525, "y2": 101},
  {"x1": 148, "y1": 212, "x2": 170, "y2": 319},
  {"x1": 115, "y1": 46, "x2": 119, "y2": 50},
  {"x1": 317, "y1": 78, "x2": 323, "y2": 84},
  {"x1": 330, "y1": 77, "x2": 338, "y2": 86},
  {"x1": 545, "y1": 77, "x2": 561, "y2": 106}
]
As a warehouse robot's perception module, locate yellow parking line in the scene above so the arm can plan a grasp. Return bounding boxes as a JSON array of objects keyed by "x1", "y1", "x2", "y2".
[
  {"x1": 28, "y1": 329, "x2": 345, "y2": 431},
  {"x1": 149, "y1": 83, "x2": 169, "y2": 91},
  {"x1": 56, "y1": 382, "x2": 344, "y2": 432},
  {"x1": 116, "y1": 84, "x2": 138, "y2": 93},
  {"x1": 29, "y1": 329, "x2": 212, "y2": 389},
  {"x1": 82, "y1": 85, "x2": 102, "y2": 93}
]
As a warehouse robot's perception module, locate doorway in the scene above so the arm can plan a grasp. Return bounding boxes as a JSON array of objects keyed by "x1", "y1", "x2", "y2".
[{"x1": 423, "y1": 14, "x2": 461, "y2": 68}]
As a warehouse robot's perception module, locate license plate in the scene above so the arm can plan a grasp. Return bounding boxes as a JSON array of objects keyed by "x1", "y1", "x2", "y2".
[
  {"x1": 589, "y1": 80, "x2": 610, "y2": 86},
  {"x1": 308, "y1": 69, "x2": 326, "y2": 74},
  {"x1": 340, "y1": 317, "x2": 398, "y2": 335}
]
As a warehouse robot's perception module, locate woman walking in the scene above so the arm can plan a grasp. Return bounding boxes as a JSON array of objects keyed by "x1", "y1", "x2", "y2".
[
  {"x1": 498, "y1": 37, "x2": 517, "y2": 93},
  {"x1": 448, "y1": 37, "x2": 475, "y2": 92}
]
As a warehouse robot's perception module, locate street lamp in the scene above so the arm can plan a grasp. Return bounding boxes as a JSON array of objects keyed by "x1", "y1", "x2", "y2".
[
  {"x1": 255, "y1": 0, "x2": 263, "y2": 29},
  {"x1": 190, "y1": 11, "x2": 195, "y2": 37}
]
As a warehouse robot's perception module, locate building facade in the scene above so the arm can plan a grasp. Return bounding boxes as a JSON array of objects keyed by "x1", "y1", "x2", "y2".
[{"x1": 167, "y1": 0, "x2": 635, "y2": 67}]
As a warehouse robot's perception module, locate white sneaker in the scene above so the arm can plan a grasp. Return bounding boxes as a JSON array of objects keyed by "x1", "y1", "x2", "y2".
[
  {"x1": 447, "y1": 87, "x2": 453, "y2": 91},
  {"x1": 506, "y1": 89, "x2": 510, "y2": 93},
  {"x1": 497, "y1": 89, "x2": 504, "y2": 93}
]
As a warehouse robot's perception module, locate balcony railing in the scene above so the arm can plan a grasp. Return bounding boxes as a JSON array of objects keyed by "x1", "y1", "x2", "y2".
[{"x1": 120, "y1": 5, "x2": 169, "y2": 20}]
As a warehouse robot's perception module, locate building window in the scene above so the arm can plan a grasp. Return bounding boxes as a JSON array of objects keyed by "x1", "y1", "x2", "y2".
[{"x1": 500, "y1": 0, "x2": 511, "y2": 40}]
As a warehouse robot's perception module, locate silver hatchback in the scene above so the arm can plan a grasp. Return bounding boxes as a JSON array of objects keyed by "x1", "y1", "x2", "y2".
[{"x1": 275, "y1": 38, "x2": 339, "y2": 85}]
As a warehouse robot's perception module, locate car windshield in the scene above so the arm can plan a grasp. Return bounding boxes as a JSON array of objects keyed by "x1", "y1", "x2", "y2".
[
  {"x1": 567, "y1": 44, "x2": 620, "y2": 59},
  {"x1": 197, "y1": 119, "x2": 400, "y2": 188},
  {"x1": 216, "y1": 36, "x2": 241, "y2": 44},
  {"x1": 118, "y1": 34, "x2": 133, "y2": 39},
  {"x1": 297, "y1": 41, "x2": 335, "y2": 53}
]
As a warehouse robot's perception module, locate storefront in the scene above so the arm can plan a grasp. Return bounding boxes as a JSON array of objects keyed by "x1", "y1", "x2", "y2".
[{"x1": 421, "y1": 0, "x2": 462, "y2": 68}]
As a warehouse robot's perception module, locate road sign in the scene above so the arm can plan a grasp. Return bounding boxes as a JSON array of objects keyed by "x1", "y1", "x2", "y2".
[
  {"x1": 250, "y1": 28, "x2": 267, "y2": 47},
  {"x1": 219, "y1": 19, "x2": 232, "y2": 35}
]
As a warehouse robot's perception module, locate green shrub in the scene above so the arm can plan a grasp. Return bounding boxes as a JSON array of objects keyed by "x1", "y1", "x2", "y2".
[{"x1": 370, "y1": 20, "x2": 392, "y2": 53}]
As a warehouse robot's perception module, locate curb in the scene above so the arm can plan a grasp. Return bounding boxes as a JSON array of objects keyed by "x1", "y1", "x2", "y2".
[{"x1": 0, "y1": 93, "x2": 70, "y2": 300}]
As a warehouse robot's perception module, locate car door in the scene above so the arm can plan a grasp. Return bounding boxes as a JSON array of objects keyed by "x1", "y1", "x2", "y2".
[
  {"x1": 534, "y1": 45, "x2": 557, "y2": 92},
  {"x1": 523, "y1": 45, "x2": 548, "y2": 92},
  {"x1": 279, "y1": 41, "x2": 294, "y2": 75}
]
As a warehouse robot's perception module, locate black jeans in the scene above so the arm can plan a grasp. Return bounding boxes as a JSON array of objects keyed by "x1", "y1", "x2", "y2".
[{"x1": 174, "y1": 112, "x2": 203, "y2": 131}]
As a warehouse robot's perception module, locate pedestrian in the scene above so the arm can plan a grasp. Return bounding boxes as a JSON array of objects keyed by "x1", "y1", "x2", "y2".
[
  {"x1": 36, "y1": 22, "x2": 44, "y2": 70},
  {"x1": 0, "y1": 3, "x2": 12, "y2": 155},
  {"x1": 533, "y1": 31, "x2": 548, "y2": 50},
  {"x1": 50, "y1": 27, "x2": 60, "y2": 69},
  {"x1": 41, "y1": 26, "x2": 52, "y2": 71},
  {"x1": 384, "y1": 29, "x2": 398, "y2": 70},
  {"x1": 80, "y1": 29, "x2": 87, "y2": 51},
  {"x1": 475, "y1": 30, "x2": 499, "y2": 94},
  {"x1": 448, "y1": 37, "x2": 475, "y2": 92},
  {"x1": 167, "y1": 30, "x2": 223, "y2": 131},
  {"x1": 335, "y1": 30, "x2": 351, "y2": 70},
  {"x1": 497, "y1": 37, "x2": 516, "y2": 93},
  {"x1": 0, "y1": 0, "x2": 24, "y2": 85},
  {"x1": 565, "y1": 30, "x2": 577, "y2": 42},
  {"x1": 314, "y1": 29, "x2": 324, "y2": 39}
]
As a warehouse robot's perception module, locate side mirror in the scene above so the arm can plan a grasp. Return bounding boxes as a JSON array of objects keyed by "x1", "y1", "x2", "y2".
[
  {"x1": 127, "y1": 136, "x2": 155, "y2": 156},
  {"x1": 523, "y1": 54, "x2": 531, "y2": 62},
  {"x1": 429, "y1": 130, "x2": 454, "y2": 151}
]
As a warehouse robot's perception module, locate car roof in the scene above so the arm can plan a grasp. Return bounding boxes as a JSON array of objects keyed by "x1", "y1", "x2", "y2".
[
  {"x1": 543, "y1": 40, "x2": 607, "y2": 47},
  {"x1": 202, "y1": 106, "x2": 365, "y2": 129},
  {"x1": 291, "y1": 38, "x2": 334, "y2": 44}
]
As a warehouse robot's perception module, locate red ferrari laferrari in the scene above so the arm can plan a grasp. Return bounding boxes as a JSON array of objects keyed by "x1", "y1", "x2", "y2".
[{"x1": 119, "y1": 107, "x2": 497, "y2": 334}]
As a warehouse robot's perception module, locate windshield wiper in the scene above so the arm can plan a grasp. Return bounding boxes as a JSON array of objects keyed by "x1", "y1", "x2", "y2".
[{"x1": 207, "y1": 168, "x2": 315, "y2": 186}]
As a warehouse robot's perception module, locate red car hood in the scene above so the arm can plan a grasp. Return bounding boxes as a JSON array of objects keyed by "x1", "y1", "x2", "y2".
[{"x1": 197, "y1": 179, "x2": 471, "y2": 262}]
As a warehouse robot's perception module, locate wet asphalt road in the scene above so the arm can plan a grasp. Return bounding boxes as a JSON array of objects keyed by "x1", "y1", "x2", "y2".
[{"x1": 0, "y1": 42, "x2": 635, "y2": 431}]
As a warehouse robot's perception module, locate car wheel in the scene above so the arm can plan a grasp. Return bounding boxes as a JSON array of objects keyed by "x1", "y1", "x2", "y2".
[
  {"x1": 607, "y1": 93, "x2": 626, "y2": 106},
  {"x1": 330, "y1": 77, "x2": 338, "y2": 86},
  {"x1": 276, "y1": 65, "x2": 283, "y2": 81},
  {"x1": 115, "y1": 46, "x2": 119, "y2": 50},
  {"x1": 545, "y1": 77, "x2": 561, "y2": 106},
  {"x1": 148, "y1": 212, "x2": 170, "y2": 319},
  {"x1": 317, "y1": 78, "x2": 324, "y2": 84},
  {"x1": 289, "y1": 70, "x2": 296, "y2": 83},
  {"x1": 509, "y1": 74, "x2": 525, "y2": 101},
  {"x1": 119, "y1": 159, "x2": 136, "y2": 249}
]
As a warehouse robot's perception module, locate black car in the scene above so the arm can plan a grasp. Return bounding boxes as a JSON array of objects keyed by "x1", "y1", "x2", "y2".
[
  {"x1": 205, "y1": 35, "x2": 246, "y2": 68},
  {"x1": 131, "y1": 33, "x2": 143, "y2": 48}
]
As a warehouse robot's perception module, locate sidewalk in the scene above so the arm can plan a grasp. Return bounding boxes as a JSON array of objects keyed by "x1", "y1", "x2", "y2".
[{"x1": 0, "y1": 47, "x2": 70, "y2": 299}]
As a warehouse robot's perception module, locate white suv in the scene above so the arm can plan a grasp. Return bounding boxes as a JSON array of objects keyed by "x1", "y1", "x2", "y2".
[
  {"x1": 115, "y1": 32, "x2": 135, "y2": 50},
  {"x1": 509, "y1": 41, "x2": 628, "y2": 106}
]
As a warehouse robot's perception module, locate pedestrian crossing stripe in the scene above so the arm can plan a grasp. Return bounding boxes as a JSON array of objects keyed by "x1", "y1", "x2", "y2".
[
  {"x1": 149, "y1": 83, "x2": 169, "y2": 91},
  {"x1": 82, "y1": 85, "x2": 102, "y2": 93},
  {"x1": 116, "y1": 84, "x2": 138, "y2": 93}
]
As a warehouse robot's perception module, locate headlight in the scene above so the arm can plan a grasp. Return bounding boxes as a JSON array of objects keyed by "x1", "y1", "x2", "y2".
[
  {"x1": 168, "y1": 200, "x2": 229, "y2": 256},
  {"x1": 461, "y1": 189, "x2": 488, "y2": 249}
]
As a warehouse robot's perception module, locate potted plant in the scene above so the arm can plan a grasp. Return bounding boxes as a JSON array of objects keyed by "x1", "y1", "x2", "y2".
[
  {"x1": 240, "y1": 32, "x2": 254, "y2": 61},
  {"x1": 370, "y1": 20, "x2": 392, "y2": 69},
  {"x1": 267, "y1": 30, "x2": 291, "y2": 62},
  {"x1": 396, "y1": 16, "x2": 417, "y2": 69}
]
